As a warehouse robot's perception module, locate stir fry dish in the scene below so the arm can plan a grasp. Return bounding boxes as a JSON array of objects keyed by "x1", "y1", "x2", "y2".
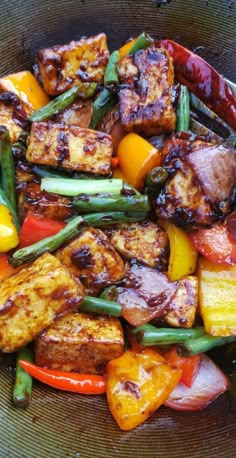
[{"x1": 0, "y1": 32, "x2": 235, "y2": 431}]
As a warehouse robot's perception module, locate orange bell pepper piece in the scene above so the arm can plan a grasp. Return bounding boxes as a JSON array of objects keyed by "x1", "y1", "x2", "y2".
[
  {"x1": 117, "y1": 133, "x2": 161, "y2": 191},
  {"x1": 106, "y1": 348, "x2": 181, "y2": 430},
  {"x1": 119, "y1": 38, "x2": 137, "y2": 59},
  {"x1": 164, "y1": 222, "x2": 198, "y2": 281},
  {"x1": 0, "y1": 71, "x2": 50, "y2": 111},
  {"x1": 198, "y1": 257, "x2": 236, "y2": 336}
]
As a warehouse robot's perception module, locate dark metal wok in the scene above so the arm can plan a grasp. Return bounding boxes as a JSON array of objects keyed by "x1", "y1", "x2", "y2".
[{"x1": 0, "y1": 1, "x2": 235, "y2": 457}]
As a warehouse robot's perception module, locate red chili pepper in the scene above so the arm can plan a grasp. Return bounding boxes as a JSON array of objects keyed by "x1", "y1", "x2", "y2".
[
  {"x1": 111, "y1": 156, "x2": 119, "y2": 168},
  {"x1": 157, "y1": 39, "x2": 236, "y2": 130},
  {"x1": 19, "y1": 360, "x2": 107, "y2": 395},
  {"x1": 19, "y1": 213, "x2": 66, "y2": 248}
]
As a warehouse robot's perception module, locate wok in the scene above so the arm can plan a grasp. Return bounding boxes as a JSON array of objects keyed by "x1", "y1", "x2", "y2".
[{"x1": 0, "y1": 0, "x2": 235, "y2": 457}]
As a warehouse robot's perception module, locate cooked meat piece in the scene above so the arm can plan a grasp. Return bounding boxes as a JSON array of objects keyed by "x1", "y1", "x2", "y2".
[
  {"x1": 117, "y1": 45, "x2": 176, "y2": 135},
  {"x1": 0, "y1": 92, "x2": 29, "y2": 142},
  {"x1": 26, "y1": 122, "x2": 113, "y2": 175},
  {"x1": 164, "y1": 275, "x2": 198, "y2": 328},
  {"x1": 156, "y1": 136, "x2": 236, "y2": 229},
  {"x1": 118, "y1": 265, "x2": 178, "y2": 326},
  {"x1": 37, "y1": 33, "x2": 109, "y2": 95},
  {"x1": 35, "y1": 312, "x2": 124, "y2": 374},
  {"x1": 53, "y1": 99, "x2": 92, "y2": 128},
  {"x1": 56, "y1": 227, "x2": 125, "y2": 295},
  {"x1": 18, "y1": 182, "x2": 76, "y2": 222},
  {"x1": 0, "y1": 253, "x2": 84, "y2": 353},
  {"x1": 106, "y1": 220, "x2": 169, "y2": 270}
]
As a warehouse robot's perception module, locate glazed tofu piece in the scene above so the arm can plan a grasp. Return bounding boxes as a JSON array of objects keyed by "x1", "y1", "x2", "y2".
[
  {"x1": 106, "y1": 220, "x2": 169, "y2": 270},
  {"x1": 35, "y1": 312, "x2": 124, "y2": 374},
  {"x1": 164, "y1": 276, "x2": 198, "y2": 328},
  {"x1": 37, "y1": 33, "x2": 109, "y2": 95},
  {"x1": 56, "y1": 227, "x2": 125, "y2": 295},
  {"x1": 0, "y1": 253, "x2": 84, "y2": 353},
  {"x1": 0, "y1": 92, "x2": 28, "y2": 142},
  {"x1": 26, "y1": 122, "x2": 113, "y2": 175},
  {"x1": 18, "y1": 182, "x2": 76, "y2": 222},
  {"x1": 117, "y1": 45, "x2": 176, "y2": 135}
]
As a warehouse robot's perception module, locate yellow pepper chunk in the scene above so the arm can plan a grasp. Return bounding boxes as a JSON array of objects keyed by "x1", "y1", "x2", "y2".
[
  {"x1": 0, "y1": 71, "x2": 50, "y2": 111},
  {"x1": 0, "y1": 204, "x2": 19, "y2": 252},
  {"x1": 106, "y1": 349, "x2": 181, "y2": 430},
  {"x1": 117, "y1": 133, "x2": 161, "y2": 191},
  {"x1": 199, "y1": 257, "x2": 236, "y2": 336},
  {"x1": 119, "y1": 38, "x2": 137, "y2": 58},
  {"x1": 165, "y1": 222, "x2": 198, "y2": 281}
]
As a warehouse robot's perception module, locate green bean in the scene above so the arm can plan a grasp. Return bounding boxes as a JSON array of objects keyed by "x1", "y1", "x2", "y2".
[
  {"x1": 80, "y1": 296, "x2": 121, "y2": 317},
  {"x1": 145, "y1": 167, "x2": 168, "y2": 190},
  {"x1": 178, "y1": 335, "x2": 236, "y2": 356},
  {"x1": 176, "y1": 85, "x2": 190, "y2": 132},
  {"x1": 128, "y1": 32, "x2": 154, "y2": 55},
  {"x1": 73, "y1": 193, "x2": 150, "y2": 213},
  {"x1": 89, "y1": 88, "x2": 117, "y2": 130},
  {"x1": 104, "y1": 50, "x2": 120, "y2": 92},
  {"x1": 13, "y1": 346, "x2": 33, "y2": 409},
  {"x1": 132, "y1": 324, "x2": 205, "y2": 345},
  {"x1": 0, "y1": 126, "x2": 17, "y2": 212}
]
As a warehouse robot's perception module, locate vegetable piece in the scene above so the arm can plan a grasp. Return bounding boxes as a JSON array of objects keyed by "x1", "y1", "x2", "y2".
[
  {"x1": 41, "y1": 177, "x2": 123, "y2": 197},
  {"x1": 19, "y1": 213, "x2": 66, "y2": 248},
  {"x1": 19, "y1": 360, "x2": 106, "y2": 395},
  {"x1": 0, "y1": 254, "x2": 18, "y2": 281},
  {"x1": 80, "y1": 296, "x2": 122, "y2": 317},
  {"x1": 132, "y1": 324, "x2": 205, "y2": 346},
  {"x1": 0, "y1": 187, "x2": 19, "y2": 232},
  {"x1": 11, "y1": 211, "x2": 147, "y2": 267},
  {"x1": 164, "y1": 222, "x2": 198, "y2": 281},
  {"x1": 145, "y1": 167, "x2": 168, "y2": 191},
  {"x1": 127, "y1": 32, "x2": 154, "y2": 55},
  {"x1": 119, "y1": 38, "x2": 137, "y2": 58},
  {"x1": 176, "y1": 85, "x2": 190, "y2": 132},
  {"x1": 0, "y1": 70, "x2": 50, "y2": 111},
  {"x1": 73, "y1": 193, "x2": 150, "y2": 213},
  {"x1": 179, "y1": 334, "x2": 236, "y2": 356},
  {"x1": 157, "y1": 39, "x2": 236, "y2": 130},
  {"x1": 104, "y1": 51, "x2": 120, "y2": 91},
  {"x1": 165, "y1": 354, "x2": 230, "y2": 411},
  {"x1": 0, "y1": 202, "x2": 19, "y2": 252},
  {"x1": 190, "y1": 223, "x2": 236, "y2": 265},
  {"x1": 89, "y1": 88, "x2": 117, "y2": 130},
  {"x1": 164, "y1": 346, "x2": 200, "y2": 387},
  {"x1": 111, "y1": 157, "x2": 119, "y2": 168},
  {"x1": 112, "y1": 166, "x2": 127, "y2": 180},
  {"x1": 198, "y1": 257, "x2": 236, "y2": 336},
  {"x1": 0, "y1": 126, "x2": 17, "y2": 212},
  {"x1": 13, "y1": 346, "x2": 33, "y2": 409},
  {"x1": 106, "y1": 349, "x2": 181, "y2": 430},
  {"x1": 164, "y1": 275, "x2": 198, "y2": 329},
  {"x1": 117, "y1": 133, "x2": 161, "y2": 191},
  {"x1": 29, "y1": 83, "x2": 97, "y2": 122}
]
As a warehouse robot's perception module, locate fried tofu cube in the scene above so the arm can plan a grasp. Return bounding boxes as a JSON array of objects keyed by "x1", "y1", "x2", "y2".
[
  {"x1": 37, "y1": 33, "x2": 109, "y2": 95},
  {"x1": 106, "y1": 220, "x2": 169, "y2": 270},
  {"x1": 164, "y1": 276, "x2": 198, "y2": 328},
  {"x1": 0, "y1": 253, "x2": 84, "y2": 353},
  {"x1": 35, "y1": 312, "x2": 124, "y2": 374},
  {"x1": 26, "y1": 122, "x2": 113, "y2": 175},
  {"x1": 18, "y1": 182, "x2": 76, "y2": 222},
  {"x1": 117, "y1": 45, "x2": 176, "y2": 135},
  {"x1": 0, "y1": 92, "x2": 29, "y2": 142},
  {"x1": 56, "y1": 227, "x2": 125, "y2": 295}
]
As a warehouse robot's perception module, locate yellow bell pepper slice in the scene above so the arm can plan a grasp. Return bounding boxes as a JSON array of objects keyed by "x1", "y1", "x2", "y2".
[
  {"x1": 199, "y1": 257, "x2": 236, "y2": 336},
  {"x1": 0, "y1": 204, "x2": 19, "y2": 252},
  {"x1": 117, "y1": 133, "x2": 161, "y2": 191},
  {"x1": 165, "y1": 222, "x2": 198, "y2": 281},
  {"x1": 0, "y1": 71, "x2": 50, "y2": 111},
  {"x1": 106, "y1": 348, "x2": 181, "y2": 430}
]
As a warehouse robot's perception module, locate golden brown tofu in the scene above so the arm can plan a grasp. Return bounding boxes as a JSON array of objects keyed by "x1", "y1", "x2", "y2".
[
  {"x1": 106, "y1": 220, "x2": 169, "y2": 270},
  {"x1": 56, "y1": 227, "x2": 125, "y2": 295},
  {"x1": 37, "y1": 33, "x2": 109, "y2": 95},
  {"x1": 164, "y1": 276, "x2": 198, "y2": 328},
  {"x1": 35, "y1": 312, "x2": 124, "y2": 374},
  {"x1": 0, "y1": 92, "x2": 29, "y2": 142},
  {"x1": 0, "y1": 253, "x2": 84, "y2": 353},
  {"x1": 26, "y1": 122, "x2": 113, "y2": 175},
  {"x1": 18, "y1": 182, "x2": 76, "y2": 222},
  {"x1": 53, "y1": 99, "x2": 92, "y2": 128},
  {"x1": 117, "y1": 46, "x2": 176, "y2": 135}
]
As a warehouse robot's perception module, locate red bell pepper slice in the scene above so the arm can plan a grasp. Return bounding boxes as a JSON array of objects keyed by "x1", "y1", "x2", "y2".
[
  {"x1": 190, "y1": 222, "x2": 236, "y2": 265},
  {"x1": 0, "y1": 254, "x2": 18, "y2": 281},
  {"x1": 157, "y1": 39, "x2": 236, "y2": 130},
  {"x1": 164, "y1": 346, "x2": 200, "y2": 388},
  {"x1": 19, "y1": 360, "x2": 107, "y2": 395},
  {"x1": 19, "y1": 213, "x2": 66, "y2": 248}
]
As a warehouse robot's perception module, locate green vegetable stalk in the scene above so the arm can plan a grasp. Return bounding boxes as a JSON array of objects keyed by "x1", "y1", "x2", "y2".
[
  {"x1": 0, "y1": 126, "x2": 17, "y2": 213},
  {"x1": 176, "y1": 85, "x2": 190, "y2": 132},
  {"x1": 73, "y1": 193, "x2": 150, "y2": 213},
  {"x1": 13, "y1": 346, "x2": 33, "y2": 409}
]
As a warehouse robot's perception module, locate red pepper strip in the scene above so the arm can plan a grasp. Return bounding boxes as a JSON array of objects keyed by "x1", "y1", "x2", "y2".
[
  {"x1": 111, "y1": 156, "x2": 119, "y2": 168},
  {"x1": 19, "y1": 360, "x2": 107, "y2": 395},
  {"x1": 163, "y1": 346, "x2": 200, "y2": 388},
  {"x1": 157, "y1": 39, "x2": 236, "y2": 130},
  {"x1": 19, "y1": 213, "x2": 66, "y2": 248}
]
